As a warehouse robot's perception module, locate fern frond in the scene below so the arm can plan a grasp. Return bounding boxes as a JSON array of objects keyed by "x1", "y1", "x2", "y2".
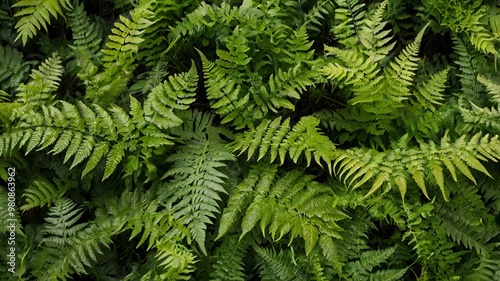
[
  {"x1": 254, "y1": 245, "x2": 311, "y2": 281},
  {"x1": 453, "y1": 35, "x2": 487, "y2": 104},
  {"x1": 13, "y1": 0, "x2": 73, "y2": 45},
  {"x1": 34, "y1": 203, "x2": 116, "y2": 280},
  {"x1": 403, "y1": 202, "x2": 464, "y2": 277},
  {"x1": 370, "y1": 268, "x2": 408, "y2": 281},
  {"x1": 334, "y1": 133, "x2": 500, "y2": 200},
  {"x1": 67, "y1": 2, "x2": 103, "y2": 61},
  {"x1": 21, "y1": 177, "x2": 68, "y2": 210},
  {"x1": 303, "y1": 0, "x2": 333, "y2": 33},
  {"x1": 0, "y1": 99, "x2": 170, "y2": 181},
  {"x1": 42, "y1": 197, "x2": 87, "y2": 239},
  {"x1": 332, "y1": 0, "x2": 366, "y2": 47},
  {"x1": 159, "y1": 138, "x2": 235, "y2": 254},
  {"x1": 413, "y1": 68, "x2": 449, "y2": 109},
  {"x1": 230, "y1": 116, "x2": 336, "y2": 171},
  {"x1": 358, "y1": 0, "x2": 396, "y2": 63},
  {"x1": 153, "y1": 237, "x2": 197, "y2": 280},
  {"x1": 384, "y1": 23, "x2": 429, "y2": 102},
  {"x1": 359, "y1": 246, "x2": 396, "y2": 271},
  {"x1": 0, "y1": 45, "x2": 30, "y2": 94},
  {"x1": 209, "y1": 235, "x2": 249, "y2": 281},
  {"x1": 198, "y1": 49, "x2": 252, "y2": 128},
  {"x1": 461, "y1": 103, "x2": 500, "y2": 133},
  {"x1": 72, "y1": 48, "x2": 124, "y2": 105},
  {"x1": 168, "y1": 2, "x2": 239, "y2": 41},
  {"x1": 434, "y1": 202, "x2": 492, "y2": 255},
  {"x1": 463, "y1": 246, "x2": 500, "y2": 281},
  {"x1": 143, "y1": 62, "x2": 198, "y2": 130},
  {"x1": 477, "y1": 74, "x2": 500, "y2": 104},
  {"x1": 102, "y1": 141, "x2": 126, "y2": 181},
  {"x1": 101, "y1": 1, "x2": 155, "y2": 66},
  {"x1": 219, "y1": 165, "x2": 348, "y2": 258},
  {"x1": 16, "y1": 52, "x2": 63, "y2": 107}
]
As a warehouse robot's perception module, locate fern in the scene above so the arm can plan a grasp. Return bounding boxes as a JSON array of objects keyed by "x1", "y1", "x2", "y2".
[
  {"x1": 15, "y1": 52, "x2": 63, "y2": 107},
  {"x1": 0, "y1": 45, "x2": 30, "y2": 94},
  {"x1": 143, "y1": 62, "x2": 198, "y2": 130},
  {"x1": 453, "y1": 35, "x2": 488, "y2": 105},
  {"x1": 101, "y1": 1, "x2": 154, "y2": 66},
  {"x1": 461, "y1": 102, "x2": 500, "y2": 133},
  {"x1": 137, "y1": 0, "x2": 194, "y2": 66},
  {"x1": 403, "y1": 202, "x2": 463, "y2": 278},
  {"x1": 477, "y1": 74, "x2": 500, "y2": 104},
  {"x1": 419, "y1": 0, "x2": 497, "y2": 56},
  {"x1": 21, "y1": 177, "x2": 68, "y2": 210},
  {"x1": 332, "y1": 0, "x2": 366, "y2": 47},
  {"x1": 2, "y1": 0, "x2": 500, "y2": 279},
  {"x1": 254, "y1": 245, "x2": 311, "y2": 281},
  {"x1": 412, "y1": 68, "x2": 449, "y2": 110},
  {"x1": 67, "y1": 1, "x2": 103, "y2": 61},
  {"x1": 209, "y1": 235, "x2": 249, "y2": 281},
  {"x1": 462, "y1": 245, "x2": 500, "y2": 281},
  {"x1": 31, "y1": 198, "x2": 115, "y2": 280},
  {"x1": 383, "y1": 23, "x2": 429, "y2": 105},
  {"x1": 81, "y1": 1, "x2": 155, "y2": 105},
  {"x1": 334, "y1": 133, "x2": 499, "y2": 200},
  {"x1": 13, "y1": 0, "x2": 72, "y2": 45},
  {"x1": 342, "y1": 246, "x2": 407, "y2": 280},
  {"x1": 358, "y1": 0, "x2": 395, "y2": 63},
  {"x1": 230, "y1": 116, "x2": 336, "y2": 171},
  {"x1": 0, "y1": 97, "x2": 177, "y2": 181},
  {"x1": 433, "y1": 184, "x2": 498, "y2": 255},
  {"x1": 218, "y1": 164, "x2": 348, "y2": 259},
  {"x1": 159, "y1": 136, "x2": 235, "y2": 254},
  {"x1": 152, "y1": 237, "x2": 197, "y2": 280}
]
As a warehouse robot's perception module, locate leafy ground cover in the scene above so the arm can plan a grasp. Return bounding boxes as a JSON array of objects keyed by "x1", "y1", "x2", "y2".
[{"x1": 0, "y1": 0, "x2": 500, "y2": 280}]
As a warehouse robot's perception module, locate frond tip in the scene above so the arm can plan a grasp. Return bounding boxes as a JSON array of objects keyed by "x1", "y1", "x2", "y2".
[{"x1": 13, "y1": 0, "x2": 73, "y2": 45}]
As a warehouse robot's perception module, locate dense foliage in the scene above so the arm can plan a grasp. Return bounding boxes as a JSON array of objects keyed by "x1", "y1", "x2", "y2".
[{"x1": 1, "y1": 0, "x2": 500, "y2": 280}]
